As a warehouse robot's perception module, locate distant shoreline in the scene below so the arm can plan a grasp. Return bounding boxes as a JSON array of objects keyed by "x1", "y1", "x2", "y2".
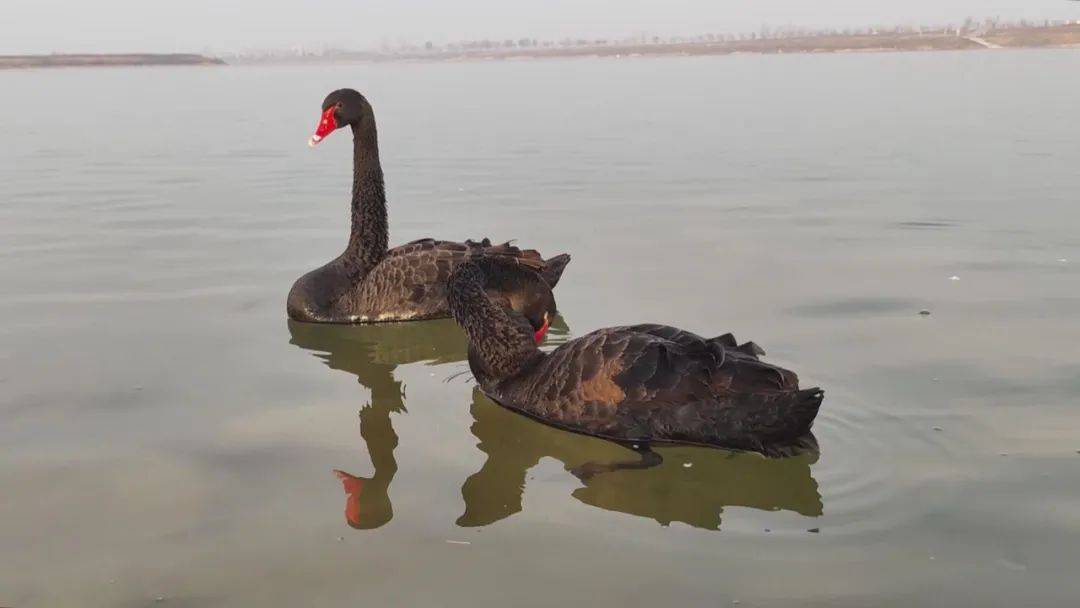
[
  {"x1": 394, "y1": 26, "x2": 1080, "y2": 62},
  {"x1": 0, "y1": 53, "x2": 225, "y2": 69},
  {"x1": 233, "y1": 24, "x2": 1080, "y2": 65},
  {"x1": 5, "y1": 24, "x2": 1077, "y2": 70}
]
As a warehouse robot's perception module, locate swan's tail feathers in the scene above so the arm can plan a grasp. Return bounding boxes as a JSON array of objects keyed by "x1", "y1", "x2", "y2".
[
  {"x1": 677, "y1": 387, "x2": 825, "y2": 456},
  {"x1": 541, "y1": 253, "x2": 571, "y2": 288},
  {"x1": 747, "y1": 387, "x2": 825, "y2": 457},
  {"x1": 788, "y1": 388, "x2": 824, "y2": 435},
  {"x1": 738, "y1": 341, "x2": 766, "y2": 358},
  {"x1": 707, "y1": 333, "x2": 764, "y2": 358},
  {"x1": 736, "y1": 387, "x2": 824, "y2": 448},
  {"x1": 711, "y1": 333, "x2": 738, "y2": 347},
  {"x1": 464, "y1": 237, "x2": 495, "y2": 248},
  {"x1": 468, "y1": 240, "x2": 570, "y2": 288}
]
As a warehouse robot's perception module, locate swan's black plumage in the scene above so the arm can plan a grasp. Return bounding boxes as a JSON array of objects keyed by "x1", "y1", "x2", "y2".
[
  {"x1": 287, "y1": 89, "x2": 570, "y2": 324},
  {"x1": 448, "y1": 257, "x2": 823, "y2": 456}
]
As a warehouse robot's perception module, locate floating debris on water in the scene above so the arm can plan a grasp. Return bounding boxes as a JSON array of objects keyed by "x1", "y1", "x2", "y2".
[
  {"x1": 919, "y1": 309, "x2": 931, "y2": 316},
  {"x1": 337, "y1": 536, "x2": 344, "y2": 542},
  {"x1": 808, "y1": 528, "x2": 820, "y2": 533},
  {"x1": 949, "y1": 275, "x2": 960, "y2": 281},
  {"x1": 932, "y1": 426, "x2": 943, "y2": 432},
  {"x1": 683, "y1": 462, "x2": 693, "y2": 468},
  {"x1": 446, "y1": 540, "x2": 471, "y2": 545},
  {"x1": 1057, "y1": 258, "x2": 1068, "y2": 263},
  {"x1": 998, "y1": 558, "x2": 1028, "y2": 572}
]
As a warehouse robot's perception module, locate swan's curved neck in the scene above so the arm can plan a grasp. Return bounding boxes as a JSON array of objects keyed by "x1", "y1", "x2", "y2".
[
  {"x1": 448, "y1": 262, "x2": 540, "y2": 382},
  {"x1": 344, "y1": 120, "x2": 388, "y2": 274}
]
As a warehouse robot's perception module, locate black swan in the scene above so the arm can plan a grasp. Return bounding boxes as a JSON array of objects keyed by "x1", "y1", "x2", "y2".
[
  {"x1": 287, "y1": 88, "x2": 570, "y2": 325},
  {"x1": 447, "y1": 257, "x2": 824, "y2": 457}
]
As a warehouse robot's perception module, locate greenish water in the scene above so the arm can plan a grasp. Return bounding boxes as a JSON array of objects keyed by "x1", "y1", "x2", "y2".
[{"x1": 2, "y1": 51, "x2": 1079, "y2": 607}]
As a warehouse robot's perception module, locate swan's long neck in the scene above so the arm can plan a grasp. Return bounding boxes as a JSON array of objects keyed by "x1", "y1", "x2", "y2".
[
  {"x1": 344, "y1": 120, "x2": 388, "y2": 275},
  {"x1": 448, "y1": 261, "x2": 540, "y2": 383}
]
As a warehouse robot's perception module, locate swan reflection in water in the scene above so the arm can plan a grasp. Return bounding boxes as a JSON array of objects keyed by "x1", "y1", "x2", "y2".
[
  {"x1": 288, "y1": 318, "x2": 472, "y2": 529},
  {"x1": 287, "y1": 319, "x2": 822, "y2": 531}
]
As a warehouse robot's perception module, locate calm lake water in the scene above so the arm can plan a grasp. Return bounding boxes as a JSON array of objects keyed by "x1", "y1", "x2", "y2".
[{"x1": 2, "y1": 50, "x2": 1079, "y2": 607}]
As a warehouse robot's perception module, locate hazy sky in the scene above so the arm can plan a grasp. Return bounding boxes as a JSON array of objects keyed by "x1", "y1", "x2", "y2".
[{"x1": 2, "y1": 0, "x2": 1077, "y2": 54}]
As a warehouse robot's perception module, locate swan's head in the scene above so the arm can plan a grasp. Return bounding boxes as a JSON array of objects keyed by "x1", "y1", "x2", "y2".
[
  {"x1": 309, "y1": 88, "x2": 372, "y2": 147},
  {"x1": 504, "y1": 303, "x2": 552, "y2": 345},
  {"x1": 494, "y1": 272, "x2": 556, "y2": 344}
]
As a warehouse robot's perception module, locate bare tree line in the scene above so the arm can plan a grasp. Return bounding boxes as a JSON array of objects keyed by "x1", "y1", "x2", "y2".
[
  {"x1": 397, "y1": 17, "x2": 1078, "y2": 55},
  {"x1": 223, "y1": 17, "x2": 1080, "y2": 60}
]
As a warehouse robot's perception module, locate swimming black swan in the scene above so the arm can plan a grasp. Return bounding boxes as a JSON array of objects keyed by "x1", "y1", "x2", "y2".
[
  {"x1": 287, "y1": 88, "x2": 570, "y2": 325},
  {"x1": 448, "y1": 257, "x2": 824, "y2": 457}
]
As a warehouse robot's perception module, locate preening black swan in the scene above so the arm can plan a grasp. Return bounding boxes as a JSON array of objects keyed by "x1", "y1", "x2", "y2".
[
  {"x1": 287, "y1": 88, "x2": 570, "y2": 325},
  {"x1": 448, "y1": 257, "x2": 824, "y2": 457}
]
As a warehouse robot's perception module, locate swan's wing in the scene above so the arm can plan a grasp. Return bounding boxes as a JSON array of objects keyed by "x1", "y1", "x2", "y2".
[
  {"x1": 353, "y1": 243, "x2": 560, "y2": 321},
  {"x1": 388, "y1": 239, "x2": 570, "y2": 287},
  {"x1": 605, "y1": 324, "x2": 791, "y2": 391},
  {"x1": 524, "y1": 326, "x2": 800, "y2": 416},
  {"x1": 615, "y1": 324, "x2": 707, "y2": 346},
  {"x1": 387, "y1": 238, "x2": 535, "y2": 261},
  {"x1": 385, "y1": 238, "x2": 457, "y2": 258},
  {"x1": 351, "y1": 247, "x2": 459, "y2": 319},
  {"x1": 496, "y1": 326, "x2": 821, "y2": 451},
  {"x1": 594, "y1": 328, "x2": 819, "y2": 448},
  {"x1": 513, "y1": 328, "x2": 707, "y2": 411}
]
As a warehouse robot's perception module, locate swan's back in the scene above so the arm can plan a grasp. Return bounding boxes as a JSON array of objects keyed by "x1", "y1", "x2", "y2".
[
  {"x1": 486, "y1": 325, "x2": 823, "y2": 454},
  {"x1": 289, "y1": 238, "x2": 568, "y2": 323}
]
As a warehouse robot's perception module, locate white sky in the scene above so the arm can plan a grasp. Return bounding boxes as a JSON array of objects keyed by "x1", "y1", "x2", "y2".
[{"x1": 2, "y1": 0, "x2": 1077, "y2": 54}]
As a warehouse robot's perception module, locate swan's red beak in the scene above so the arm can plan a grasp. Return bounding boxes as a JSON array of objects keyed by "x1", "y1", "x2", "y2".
[
  {"x1": 309, "y1": 106, "x2": 338, "y2": 147},
  {"x1": 533, "y1": 313, "x2": 551, "y2": 345}
]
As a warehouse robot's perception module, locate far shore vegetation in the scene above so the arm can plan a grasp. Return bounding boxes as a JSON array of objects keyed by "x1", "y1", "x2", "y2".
[{"x1": 226, "y1": 18, "x2": 1080, "y2": 63}]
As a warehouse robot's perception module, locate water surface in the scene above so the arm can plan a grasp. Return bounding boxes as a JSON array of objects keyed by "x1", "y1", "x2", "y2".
[{"x1": 2, "y1": 51, "x2": 1079, "y2": 607}]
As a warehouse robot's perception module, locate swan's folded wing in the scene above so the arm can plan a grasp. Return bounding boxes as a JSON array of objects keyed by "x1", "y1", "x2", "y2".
[
  {"x1": 387, "y1": 238, "x2": 570, "y2": 288},
  {"x1": 386, "y1": 238, "x2": 466, "y2": 258},
  {"x1": 608, "y1": 334, "x2": 820, "y2": 449},
  {"x1": 616, "y1": 324, "x2": 708, "y2": 346},
  {"x1": 501, "y1": 327, "x2": 821, "y2": 451},
  {"x1": 389, "y1": 237, "x2": 536, "y2": 258}
]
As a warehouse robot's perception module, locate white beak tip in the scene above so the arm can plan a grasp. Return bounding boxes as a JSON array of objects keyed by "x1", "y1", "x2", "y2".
[{"x1": 308, "y1": 135, "x2": 322, "y2": 147}]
